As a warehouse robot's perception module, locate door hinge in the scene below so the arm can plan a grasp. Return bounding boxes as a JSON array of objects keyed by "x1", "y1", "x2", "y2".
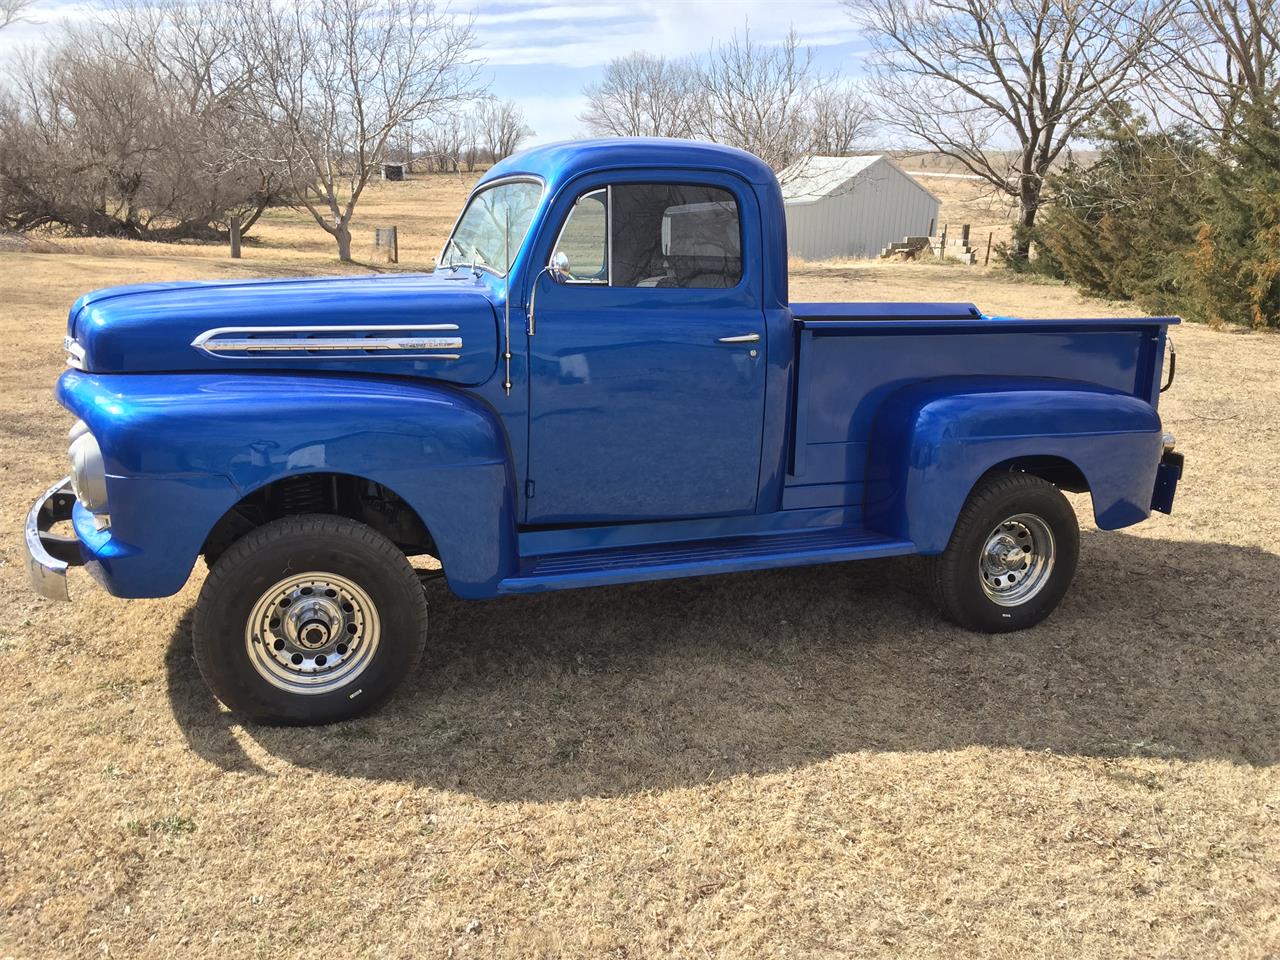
[{"x1": 525, "y1": 478, "x2": 535, "y2": 500}]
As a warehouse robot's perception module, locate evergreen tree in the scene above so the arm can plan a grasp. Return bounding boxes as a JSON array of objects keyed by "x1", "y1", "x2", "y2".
[
  {"x1": 1036, "y1": 107, "x2": 1210, "y2": 318},
  {"x1": 1190, "y1": 94, "x2": 1280, "y2": 327},
  {"x1": 1038, "y1": 92, "x2": 1280, "y2": 329}
]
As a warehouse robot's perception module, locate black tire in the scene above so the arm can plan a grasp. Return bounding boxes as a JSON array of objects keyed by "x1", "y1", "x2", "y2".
[
  {"x1": 926, "y1": 473, "x2": 1080, "y2": 633},
  {"x1": 192, "y1": 514, "x2": 428, "y2": 724}
]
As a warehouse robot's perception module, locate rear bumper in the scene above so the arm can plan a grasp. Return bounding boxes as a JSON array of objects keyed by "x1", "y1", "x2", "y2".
[
  {"x1": 24, "y1": 477, "x2": 84, "y2": 601},
  {"x1": 1151, "y1": 449, "x2": 1184, "y2": 515}
]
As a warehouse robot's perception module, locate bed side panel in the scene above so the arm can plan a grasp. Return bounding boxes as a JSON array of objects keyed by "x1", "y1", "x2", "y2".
[{"x1": 785, "y1": 323, "x2": 1157, "y2": 510}]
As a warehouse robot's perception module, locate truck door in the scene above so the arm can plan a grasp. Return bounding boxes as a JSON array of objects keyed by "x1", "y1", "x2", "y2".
[{"x1": 524, "y1": 175, "x2": 767, "y2": 524}]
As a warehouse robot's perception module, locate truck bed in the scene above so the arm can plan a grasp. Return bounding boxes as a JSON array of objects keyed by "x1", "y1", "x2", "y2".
[{"x1": 784, "y1": 302, "x2": 1176, "y2": 512}]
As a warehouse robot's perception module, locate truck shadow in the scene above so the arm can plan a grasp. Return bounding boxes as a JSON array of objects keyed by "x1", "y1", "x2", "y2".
[{"x1": 165, "y1": 530, "x2": 1279, "y2": 800}]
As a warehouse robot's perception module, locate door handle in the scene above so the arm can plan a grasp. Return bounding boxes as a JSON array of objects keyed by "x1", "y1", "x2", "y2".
[{"x1": 717, "y1": 333, "x2": 761, "y2": 343}]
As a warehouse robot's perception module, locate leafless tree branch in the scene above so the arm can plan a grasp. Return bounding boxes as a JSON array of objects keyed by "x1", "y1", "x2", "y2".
[
  {"x1": 1142, "y1": 0, "x2": 1279, "y2": 140},
  {"x1": 579, "y1": 52, "x2": 701, "y2": 139},
  {"x1": 0, "y1": 3, "x2": 287, "y2": 239},
  {"x1": 234, "y1": 0, "x2": 483, "y2": 261},
  {"x1": 0, "y1": 0, "x2": 34, "y2": 32},
  {"x1": 579, "y1": 27, "x2": 873, "y2": 170},
  {"x1": 845, "y1": 0, "x2": 1172, "y2": 259}
]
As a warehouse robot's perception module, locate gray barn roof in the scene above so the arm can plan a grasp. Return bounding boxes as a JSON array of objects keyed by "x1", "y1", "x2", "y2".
[{"x1": 778, "y1": 154, "x2": 940, "y2": 205}]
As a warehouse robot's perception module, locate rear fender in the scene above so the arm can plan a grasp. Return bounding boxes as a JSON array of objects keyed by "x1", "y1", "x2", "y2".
[
  {"x1": 864, "y1": 377, "x2": 1163, "y2": 553},
  {"x1": 56, "y1": 371, "x2": 519, "y2": 598}
]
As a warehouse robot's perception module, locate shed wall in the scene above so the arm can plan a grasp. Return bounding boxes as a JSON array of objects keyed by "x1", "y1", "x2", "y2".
[{"x1": 784, "y1": 162, "x2": 940, "y2": 260}]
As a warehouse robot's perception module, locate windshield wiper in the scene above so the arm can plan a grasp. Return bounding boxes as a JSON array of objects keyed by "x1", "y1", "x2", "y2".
[
  {"x1": 469, "y1": 246, "x2": 495, "y2": 276},
  {"x1": 442, "y1": 236, "x2": 468, "y2": 272}
]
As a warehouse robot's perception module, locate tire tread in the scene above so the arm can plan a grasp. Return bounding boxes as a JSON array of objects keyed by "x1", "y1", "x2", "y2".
[
  {"x1": 191, "y1": 514, "x2": 428, "y2": 724},
  {"x1": 925, "y1": 472, "x2": 1079, "y2": 633}
]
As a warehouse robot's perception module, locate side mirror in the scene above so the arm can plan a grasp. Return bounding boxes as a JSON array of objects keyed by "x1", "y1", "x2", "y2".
[{"x1": 549, "y1": 250, "x2": 570, "y2": 282}]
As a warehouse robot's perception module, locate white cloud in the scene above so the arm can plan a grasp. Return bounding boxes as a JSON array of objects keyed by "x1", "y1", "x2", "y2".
[
  {"x1": 472, "y1": 2, "x2": 637, "y2": 27},
  {"x1": 2, "y1": 0, "x2": 862, "y2": 71},
  {"x1": 475, "y1": 0, "x2": 860, "y2": 68},
  {"x1": 515, "y1": 92, "x2": 591, "y2": 144}
]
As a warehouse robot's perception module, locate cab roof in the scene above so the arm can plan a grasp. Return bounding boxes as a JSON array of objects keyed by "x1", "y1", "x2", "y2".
[{"x1": 481, "y1": 138, "x2": 779, "y2": 191}]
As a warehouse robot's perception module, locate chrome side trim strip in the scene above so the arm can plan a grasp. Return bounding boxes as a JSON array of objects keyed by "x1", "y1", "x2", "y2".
[
  {"x1": 191, "y1": 324, "x2": 463, "y2": 359},
  {"x1": 199, "y1": 337, "x2": 463, "y2": 353}
]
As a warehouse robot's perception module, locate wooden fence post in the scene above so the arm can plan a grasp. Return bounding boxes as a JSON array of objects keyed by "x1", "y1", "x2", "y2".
[
  {"x1": 984, "y1": 232, "x2": 993, "y2": 266},
  {"x1": 375, "y1": 226, "x2": 399, "y2": 264},
  {"x1": 229, "y1": 216, "x2": 241, "y2": 259}
]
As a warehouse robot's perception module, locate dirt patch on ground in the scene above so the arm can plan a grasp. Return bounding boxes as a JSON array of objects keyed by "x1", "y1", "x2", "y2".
[{"x1": 0, "y1": 178, "x2": 1276, "y2": 958}]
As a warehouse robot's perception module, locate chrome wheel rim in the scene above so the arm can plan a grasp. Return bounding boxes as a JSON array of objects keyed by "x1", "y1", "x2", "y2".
[
  {"x1": 979, "y1": 513, "x2": 1056, "y2": 606},
  {"x1": 244, "y1": 572, "x2": 380, "y2": 695}
]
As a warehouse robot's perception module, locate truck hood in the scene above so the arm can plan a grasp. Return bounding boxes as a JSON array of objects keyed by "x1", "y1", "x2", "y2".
[{"x1": 66, "y1": 273, "x2": 500, "y2": 385}]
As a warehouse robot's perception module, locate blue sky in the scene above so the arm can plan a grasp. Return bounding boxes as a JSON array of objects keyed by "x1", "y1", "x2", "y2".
[{"x1": 0, "y1": 0, "x2": 871, "y2": 143}]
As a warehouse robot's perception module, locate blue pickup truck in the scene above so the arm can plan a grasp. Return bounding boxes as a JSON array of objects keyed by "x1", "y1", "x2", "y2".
[{"x1": 25, "y1": 139, "x2": 1183, "y2": 724}]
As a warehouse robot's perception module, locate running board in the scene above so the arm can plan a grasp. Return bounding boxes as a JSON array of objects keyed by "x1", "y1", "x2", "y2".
[{"x1": 497, "y1": 526, "x2": 914, "y2": 594}]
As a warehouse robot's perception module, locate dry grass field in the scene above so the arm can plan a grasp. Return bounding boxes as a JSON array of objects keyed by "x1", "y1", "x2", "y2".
[{"x1": 0, "y1": 174, "x2": 1277, "y2": 959}]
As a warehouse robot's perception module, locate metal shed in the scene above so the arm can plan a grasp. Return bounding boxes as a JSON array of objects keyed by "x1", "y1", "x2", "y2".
[{"x1": 778, "y1": 155, "x2": 940, "y2": 260}]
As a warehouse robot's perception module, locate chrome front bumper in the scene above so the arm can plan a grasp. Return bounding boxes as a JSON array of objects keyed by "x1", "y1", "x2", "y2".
[{"x1": 24, "y1": 477, "x2": 84, "y2": 601}]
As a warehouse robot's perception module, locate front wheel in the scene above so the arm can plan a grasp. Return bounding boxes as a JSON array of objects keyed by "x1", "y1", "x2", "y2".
[
  {"x1": 192, "y1": 515, "x2": 429, "y2": 724},
  {"x1": 926, "y1": 473, "x2": 1080, "y2": 633}
]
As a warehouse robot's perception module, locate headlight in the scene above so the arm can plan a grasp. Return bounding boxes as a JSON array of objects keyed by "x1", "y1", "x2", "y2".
[{"x1": 67, "y1": 420, "x2": 108, "y2": 513}]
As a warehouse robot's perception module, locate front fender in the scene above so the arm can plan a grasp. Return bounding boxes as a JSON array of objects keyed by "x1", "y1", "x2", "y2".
[
  {"x1": 865, "y1": 377, "x2": 1163, "y2": 553},
  {"x1": 57, "y1": 371, "x2": 519, "y2": 598}
]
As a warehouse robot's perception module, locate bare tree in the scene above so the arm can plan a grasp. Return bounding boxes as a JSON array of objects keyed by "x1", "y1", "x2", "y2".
[
  {"x1": 1, "y1": 0, "x2": 33, "y2": 31},
  {"x1": 846, "y1": 0, "x2": 1170, "y2": 260},
  {"x1": 235, "y1": 0, "x2": 481, "y2": 261},
  {"x1": 582, "y1": 30, "x2": 871, "y2": 170},
  {"x1": 695, "y1": 28, "x2": 825, "y2": 170},
  {"x1": 96, "y1": 0, "x2": 284, "y2": 235},
  {"x1": 1147, "y1": 0, "x2": 1279, "y2": 139},
  {"x1": 0, "y1": 7, "x2": 286, "y2": 240},
  {"x1": 419, "y1": 112, "x2": 465, "y2": 172},
  {"x1": 460, "y1": 109, "x2": 482, "y2": 172},
  {"x1": 807, "y1": 84, "x2": 876, "y2": 157},
  {"x1": 0, "y1": 44, "x2": 163, "y2": 235},
  {"x1": 479, "y1": 98, "x2": 533, "y2": 161},
  {"x1": 102, "y1": 0, "x2": 244, "y2": 114},
  {"x1": 579, "y1": 52, "x2": 701, "y2": 138}
]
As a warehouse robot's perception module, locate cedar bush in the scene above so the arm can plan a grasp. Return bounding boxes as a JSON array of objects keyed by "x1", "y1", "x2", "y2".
[
  {"x1": 1034, "y1": 111, "x2": 1210, "y2": 317},
  {"x1": 1034, "y1": 99, "x2": 1280, "y2": 328},
  {"x1": 1188, "y1": 99, "x2": 1280, "y2": 328}
]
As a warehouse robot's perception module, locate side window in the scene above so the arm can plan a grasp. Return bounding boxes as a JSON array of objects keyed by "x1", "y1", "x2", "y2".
[
  {"x1": 612, "y1": 184, "x2": 742, "y2": 289},
  {"x1": 553, "y1": 189, "x2": 608, "y2": 282}
]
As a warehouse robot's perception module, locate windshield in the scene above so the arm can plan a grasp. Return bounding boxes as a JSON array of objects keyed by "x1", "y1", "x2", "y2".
[{"x1": 442, "y1": 179, "x2": 543, "y2": 276}]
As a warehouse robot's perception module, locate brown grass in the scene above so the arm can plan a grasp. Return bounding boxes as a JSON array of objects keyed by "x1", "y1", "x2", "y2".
[{"x1": 0, "y1": 174, "x2": 1277, "y2": 960}]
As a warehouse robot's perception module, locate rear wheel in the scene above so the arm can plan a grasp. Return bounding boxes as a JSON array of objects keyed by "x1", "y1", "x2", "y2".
[
  {"x1": 192, "y1": 515, "x2": 428, "y2": 724},
  {"x1": 926, "y1": 473, "x2": 1080, "y2": 632}
]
